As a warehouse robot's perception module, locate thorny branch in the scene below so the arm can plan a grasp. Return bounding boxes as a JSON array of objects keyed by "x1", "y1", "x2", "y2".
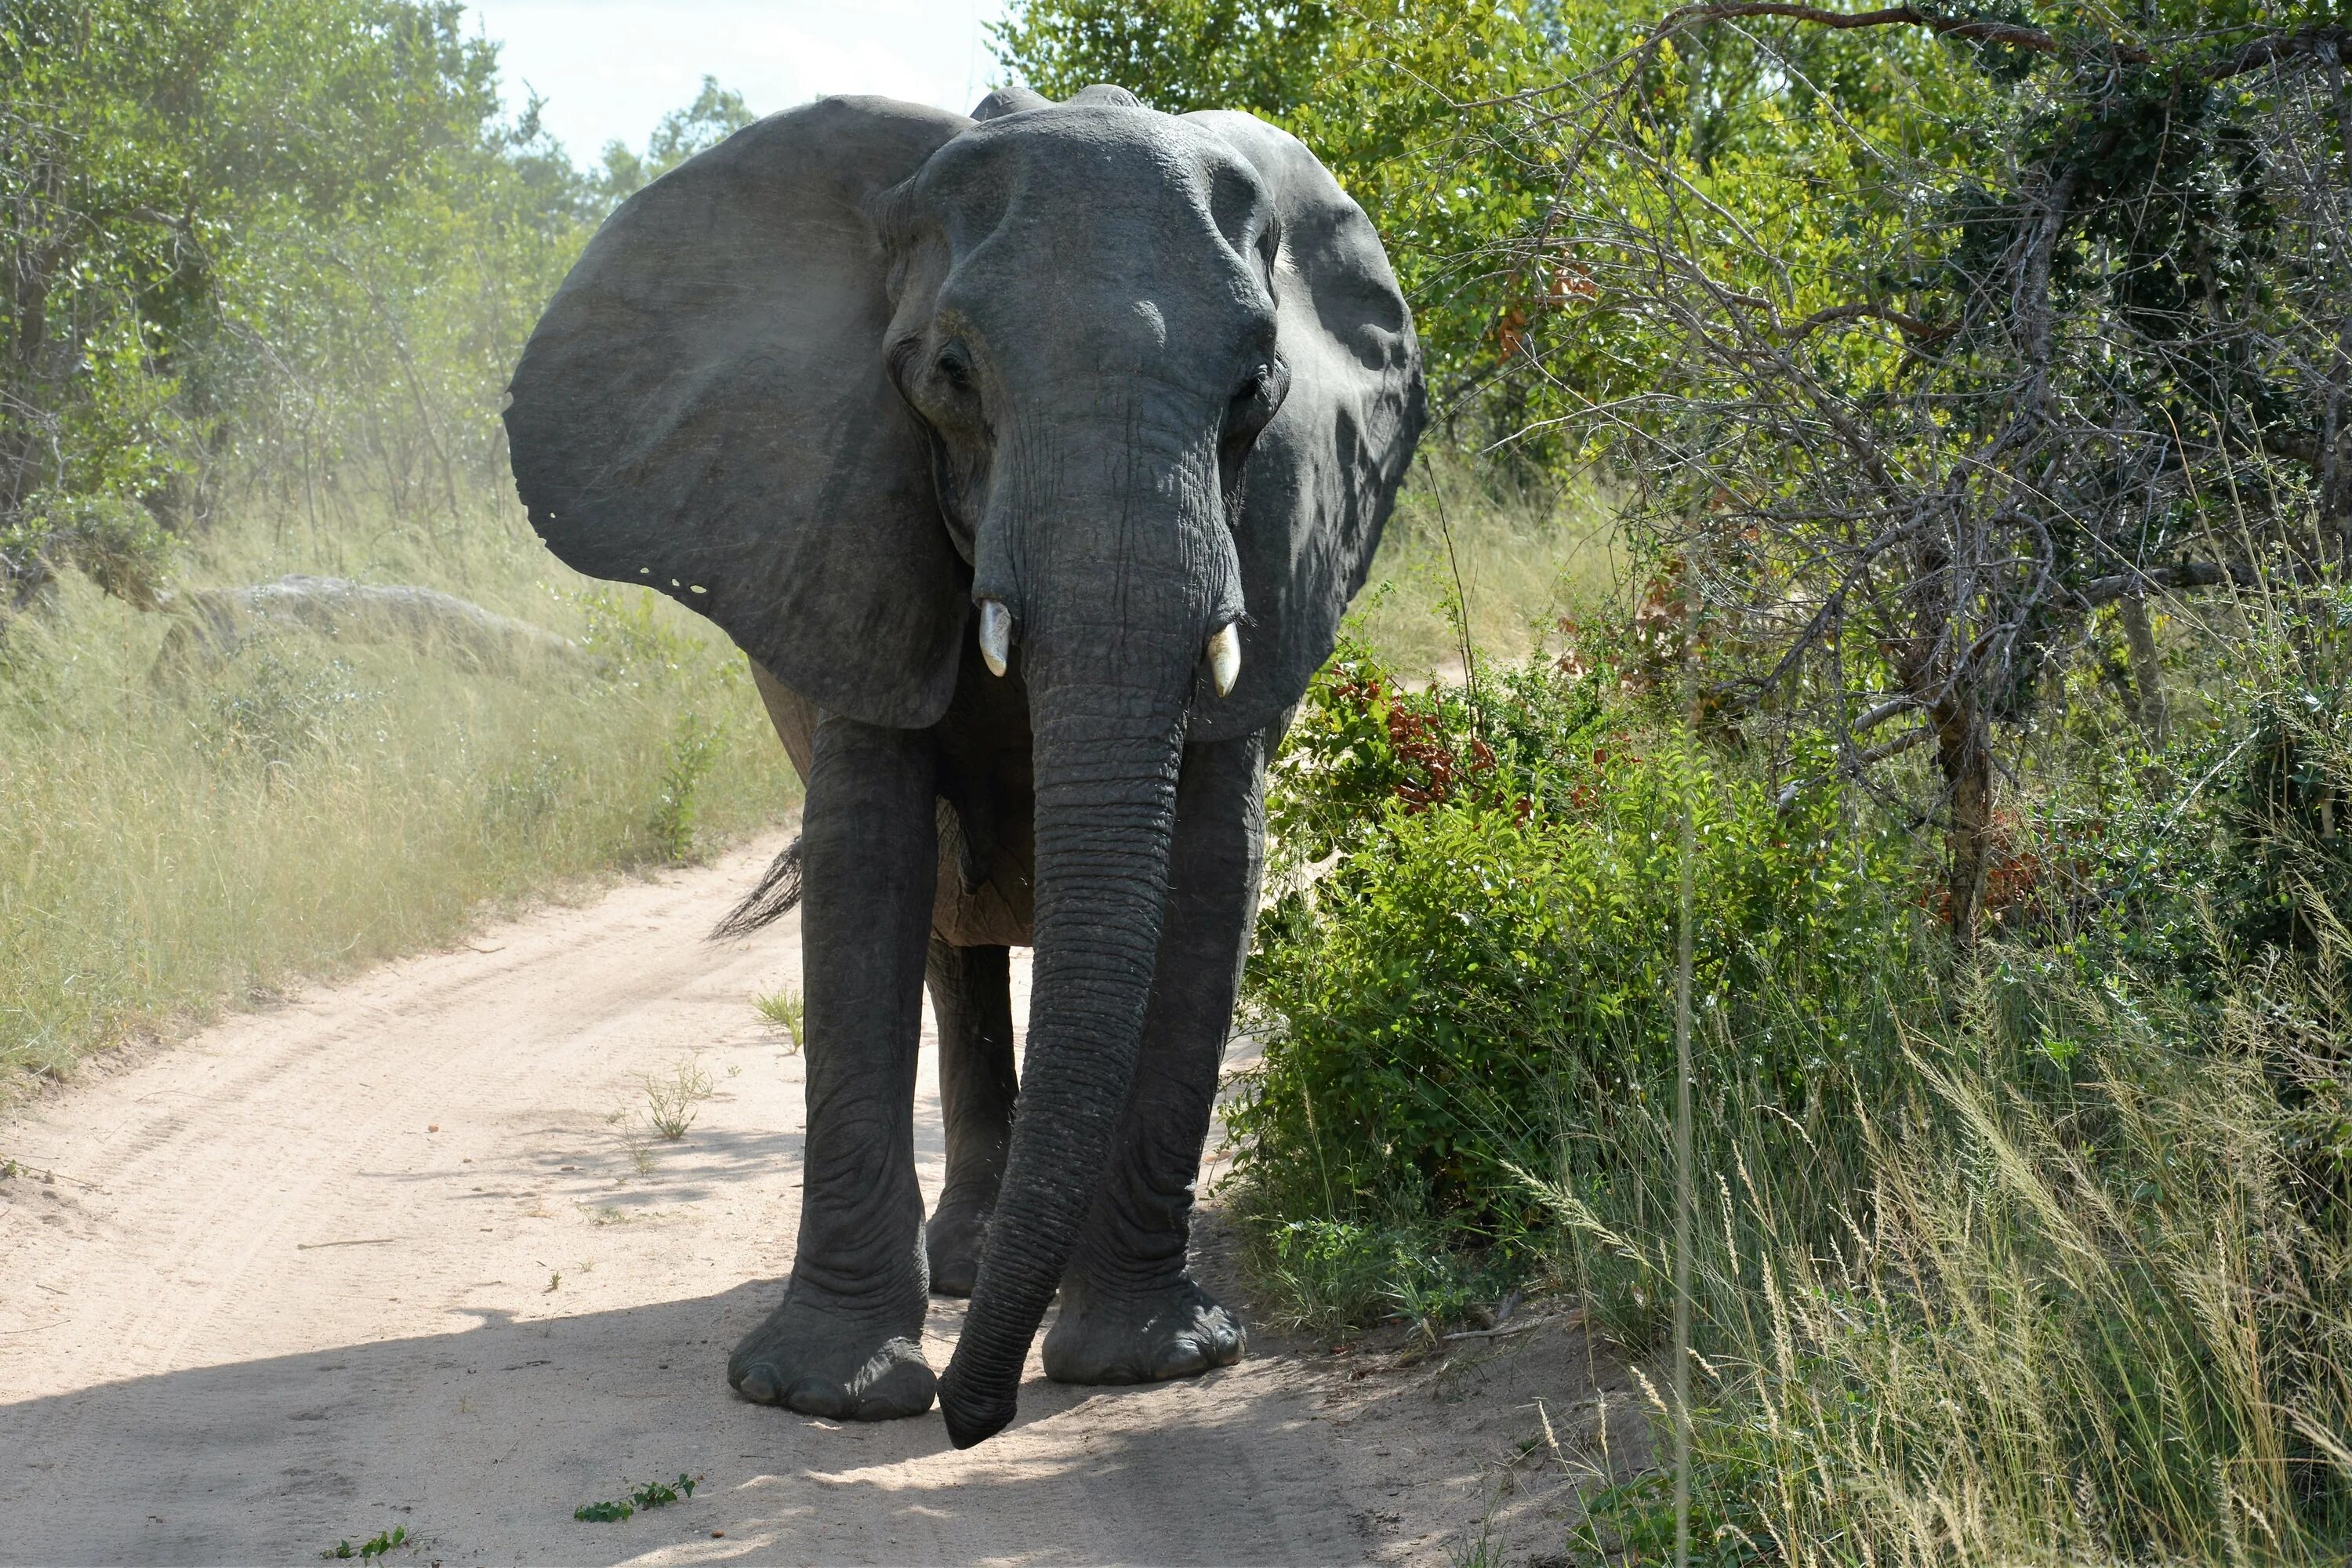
[{"x1": 1654, "y1": 4, "x2": 2076, "y2": 60}]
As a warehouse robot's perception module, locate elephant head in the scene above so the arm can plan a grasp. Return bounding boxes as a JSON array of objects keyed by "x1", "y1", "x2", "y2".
[{"x1": 504, "y1": 85, "x2": 1422, "y2": 1446}]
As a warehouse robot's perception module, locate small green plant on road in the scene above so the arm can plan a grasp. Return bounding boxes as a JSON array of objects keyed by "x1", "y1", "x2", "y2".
[
  {"x1": 640, "y1": 1057, "x2": 712, "y2": 1140},
  {"x1": 574, "y1": 1474, "x2": 698, "y2": 1523},
  {"x1": 321, "y1": 1524, "x2": 405, "y2": 1559},
  {"x1": 753, "y1": 985, "x2": 804, "y2": 1050}
]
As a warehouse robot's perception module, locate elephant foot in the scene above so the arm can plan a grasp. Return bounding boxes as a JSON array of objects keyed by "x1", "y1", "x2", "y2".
[
  {"x1": 925, "y1": 1187, "x2": 995, "y2": 1298},
  {"x1": 727, "y1": 1289, "x2": 935, "y2": 1420},
  {"x1": 1042, "y1": 1273, "x2": 1244, "y2": 1386}
]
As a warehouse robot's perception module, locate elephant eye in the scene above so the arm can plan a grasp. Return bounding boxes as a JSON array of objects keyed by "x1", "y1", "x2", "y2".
[
  {"x1": 938, "y1": 345, "x2": 975, "y2": 393},
  {"x1": 1229, "y1": 358, "x2": 1287, "y2": 435}
]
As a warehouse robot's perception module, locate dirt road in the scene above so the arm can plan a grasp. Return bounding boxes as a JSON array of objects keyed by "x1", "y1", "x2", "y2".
[{"x1": 0, "y1": 837, "x2": 1628, "y2": 1566}]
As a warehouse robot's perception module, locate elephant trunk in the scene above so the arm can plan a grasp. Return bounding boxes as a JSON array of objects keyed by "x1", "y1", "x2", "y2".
[
  {"x1": 936, "y1": 640, "x2": 1200, "y2": 1449},
  {"x1": 937, "y1": 404, "x2": 1240, "y2": 1447}
]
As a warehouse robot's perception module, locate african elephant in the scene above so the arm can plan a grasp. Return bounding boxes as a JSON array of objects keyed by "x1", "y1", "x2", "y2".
[{"x1": 503, "y1": 82, "x2": 1423, "y2": 1448}]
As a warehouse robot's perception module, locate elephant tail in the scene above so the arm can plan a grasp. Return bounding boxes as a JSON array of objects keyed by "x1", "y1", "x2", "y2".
[{"x1": 710, "y1": 835, "x2": 803, "y2": 939}]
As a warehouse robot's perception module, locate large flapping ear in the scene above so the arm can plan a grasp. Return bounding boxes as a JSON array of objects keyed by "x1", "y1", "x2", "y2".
[
  {"x1": 1182, "y1": 111, "x2": 1426, "y2": 742},
  {"x1": 506, "y1": 96, "x2": 972, "y2": 729}
]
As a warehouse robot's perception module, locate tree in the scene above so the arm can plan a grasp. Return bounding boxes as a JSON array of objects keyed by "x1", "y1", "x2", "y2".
[
  {"x1": 594, "y1": 76, "x2": 757, "y2": 205},
  {"x1": 1506, "y1": 3, "x2": 2352, "y2": 937},
  {"x1": 0, "y1": 0, "x2": 590, "y2": 602},
  {"x1": 1003, "y1": 0, "x2": 2352, "y2": 940}
]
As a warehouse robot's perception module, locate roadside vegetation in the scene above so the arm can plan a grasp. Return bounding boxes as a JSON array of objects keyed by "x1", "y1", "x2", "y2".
[
  {"x1": 1007, "y1": 0, "x2": 2352, "y2": 1558},
  {"x1": 0, "y1": 5, "x2": 789, "y2": 1094},
  {"x1": 1236, "y1": 597, "x2": 2352, "y2": 1561},
  {"x1": 0, "y1": 492, "x2": 787, "y2": 1091}
]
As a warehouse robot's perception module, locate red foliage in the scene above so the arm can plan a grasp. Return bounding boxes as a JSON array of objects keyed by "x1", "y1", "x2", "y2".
[{"x1": 1388, "y1": 703, "x2": 1499, "y2": 811}]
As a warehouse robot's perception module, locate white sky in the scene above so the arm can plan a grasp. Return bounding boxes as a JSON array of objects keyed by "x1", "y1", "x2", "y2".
[{"x1": 468, "y1": 1, "x2": 1013, "y2": 162}]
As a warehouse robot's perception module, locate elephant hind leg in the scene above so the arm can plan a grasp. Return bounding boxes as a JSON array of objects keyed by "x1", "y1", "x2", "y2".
[{"x1": 926, "y1": 938, "x2": 1018, "y2": 1297}]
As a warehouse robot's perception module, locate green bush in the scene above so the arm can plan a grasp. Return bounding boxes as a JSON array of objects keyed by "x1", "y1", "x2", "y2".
[
  {"x1": 1234, "y1": 619, "x2": 2352, "y2": 1558},
  {"x1": 1235, "y1": 638, "x2": 1918, "y2": 1301}
]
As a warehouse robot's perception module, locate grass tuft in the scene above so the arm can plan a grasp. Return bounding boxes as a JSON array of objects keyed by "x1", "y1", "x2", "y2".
[
  {"x1": 752, "y1": 985, "x2": 804, "y2": 1051},
  {"x1": 639, "y1": 1057, "x2": 712, "y2": 1142}
]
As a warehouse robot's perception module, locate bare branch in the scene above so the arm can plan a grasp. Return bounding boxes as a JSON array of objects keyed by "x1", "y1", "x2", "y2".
[
  {"x1": 1853, "y1": 693, "x2": 1917, "y2": 732},
  {"x1": 1653, "y1": 4, "x2": 2074, "y2": 59},
  {"x1": 1782, "y1": 302, "x2": 1955, "y2": 346},
  {"x1": 2074, "y1": 561, "x2": 2283, "y2": 606},
  {"x1": 2209, "y1": 26, "x2": 2352, "y2": 85},
  {"x1": 1857, "y1": 724, "x2": 1933, "y2": 766}
]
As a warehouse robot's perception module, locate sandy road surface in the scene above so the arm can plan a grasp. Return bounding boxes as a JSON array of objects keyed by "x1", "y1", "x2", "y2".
[{"x1": 0, "y1": 837, "x2": 1629, "y2": 1566}]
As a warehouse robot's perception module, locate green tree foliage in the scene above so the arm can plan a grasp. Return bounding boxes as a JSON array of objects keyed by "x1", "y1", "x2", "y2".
[
  {"x1": 593, "y1": 74, "x2": 757, "y2": 204},
  {"x1": 1003, "y1": 0, "x2": 2352, "y2": 938},
  {"x1": 0, "y1": 0, "x2": 594, "y2": 604},
  {"x1": 1501, "y1": 3, "x2": 2352, "y2": 935}
]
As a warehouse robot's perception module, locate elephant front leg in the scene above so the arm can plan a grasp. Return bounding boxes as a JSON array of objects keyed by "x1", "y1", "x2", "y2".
[
  {"x1": 728, "y1": 710, "x2": 939, "y2": 1421},
  {"x1": 1043, "y1": 729, "x2": 1264, "y2": 1386},
  {"x1": 925, "y1": 938, "x2": 1018, "y2": 1297}
]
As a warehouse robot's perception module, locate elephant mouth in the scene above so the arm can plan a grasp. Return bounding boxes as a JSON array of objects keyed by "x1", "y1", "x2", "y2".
[{"x1": 974, "y1": 596, "x2": 1243, "y2": 698}]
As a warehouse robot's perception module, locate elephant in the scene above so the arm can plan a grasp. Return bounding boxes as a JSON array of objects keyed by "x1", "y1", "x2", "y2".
[{"x1": 502, "y1": 81, "x2": 1423, "y2": 1449}]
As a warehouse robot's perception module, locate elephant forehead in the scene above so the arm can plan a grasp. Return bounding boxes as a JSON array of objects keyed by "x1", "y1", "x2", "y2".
[{"x1": 914, "y1": 105, "x2": 1268, "y2": 262}]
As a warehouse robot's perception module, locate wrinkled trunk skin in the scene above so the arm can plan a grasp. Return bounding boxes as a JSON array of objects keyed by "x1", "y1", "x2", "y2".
[
  {"x1": 935, "y1": 389, "x2": 1238, "y2": 1446},
  {"x1": 937, "y1": 663, "x2": 1192, "y2": 1446}
]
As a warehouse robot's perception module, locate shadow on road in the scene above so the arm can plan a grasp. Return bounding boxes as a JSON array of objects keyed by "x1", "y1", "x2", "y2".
[{"x1": 0, "y1": 1279, "x2": 1367, "y2": 1566}]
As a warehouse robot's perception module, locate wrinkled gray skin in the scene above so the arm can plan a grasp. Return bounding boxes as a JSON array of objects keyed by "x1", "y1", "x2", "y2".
[{"x1": 503, "y1": 82, "x2": 1421, "y2": 1448}]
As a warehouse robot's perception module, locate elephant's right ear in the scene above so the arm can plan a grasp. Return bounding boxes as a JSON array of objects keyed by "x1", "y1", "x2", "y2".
[{"x1": 506, "y1": 96, "x2": 971, "y2": 729}]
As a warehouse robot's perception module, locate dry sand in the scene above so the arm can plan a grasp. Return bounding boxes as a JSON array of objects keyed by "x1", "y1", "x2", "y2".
[{"x1": 0, "y1": 835, "x2": 1638, "y2": 1566}]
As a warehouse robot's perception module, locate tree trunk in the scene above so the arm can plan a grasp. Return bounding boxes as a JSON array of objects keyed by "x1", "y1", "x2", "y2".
[
  {"x1": 1935, "y1": 695, "x2": 1994, "y2": 945},
  {"x1": 2118, "y1": 592, "x2": 2167, "y2": 746}
]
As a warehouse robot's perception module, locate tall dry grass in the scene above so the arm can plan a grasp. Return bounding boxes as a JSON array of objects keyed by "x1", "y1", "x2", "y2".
[
  {"x1": 1525, "y1": 955, "x2": 2352, "y2": 1564},
  {"x1": 1351, "y1": 452, "x2": 1624, "y2": 678},
  {"x1": 0, "y1": 493, "x2": 795, "y2": 1094}
]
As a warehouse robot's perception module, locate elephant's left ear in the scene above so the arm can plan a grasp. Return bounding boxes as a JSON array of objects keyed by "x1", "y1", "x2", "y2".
[{"x1": 1182, "y1": 111, "x2": 1426, "y2": 741}]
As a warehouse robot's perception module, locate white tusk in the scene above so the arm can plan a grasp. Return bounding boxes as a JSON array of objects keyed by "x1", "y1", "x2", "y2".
[
  {"x1": 978, "y1": 599, "x2": 1011, "y2": 677},
  {"x1": 1206, "y1": 622, "x2": 1241, "y2": 698}
]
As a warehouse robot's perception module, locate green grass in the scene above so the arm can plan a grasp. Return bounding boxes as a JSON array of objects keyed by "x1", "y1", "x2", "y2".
[
  {"x1": 753, "y1": 984, "x2": 804, "y2": 1050},
  {"x1": 1349, "y1": 452, "x2": 1624, "y2": 680},
  {"x1": 1532, "y1": 952, "x2": 2352, "y2": 1565},
  {"x1": 0, "y1": 488, "x2": 797, "y2": 1096}
]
